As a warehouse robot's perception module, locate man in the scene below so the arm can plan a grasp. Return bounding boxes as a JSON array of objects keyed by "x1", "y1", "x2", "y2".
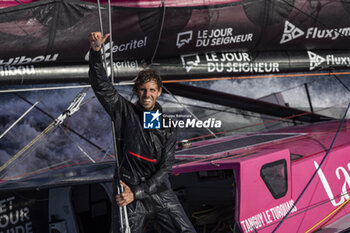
[{"x1": 88, "y1": 32, "x2": 196, "y2": 233}]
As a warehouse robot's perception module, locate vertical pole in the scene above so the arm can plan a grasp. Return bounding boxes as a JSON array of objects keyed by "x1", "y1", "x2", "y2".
[
  {"x1": 106, "y1": 1, "x2": 130, "y2": 232},
  {"x1": 95, "y1": 1, "x2": 125, "y2": 232},
  {"x1": 304, "y1": 83, "x2": 314, "y2": 113}
]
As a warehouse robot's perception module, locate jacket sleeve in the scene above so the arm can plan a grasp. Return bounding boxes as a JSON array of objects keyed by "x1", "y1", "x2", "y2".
[
  {"x1": 88, "y1": 49, "x2": 120, "y2": 120},
  {"x1": 132, "y1": 128, "x2": 177, "y2": 199}
]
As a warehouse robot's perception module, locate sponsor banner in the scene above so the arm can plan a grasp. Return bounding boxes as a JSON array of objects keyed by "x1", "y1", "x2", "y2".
[
  {"x1": 280, "y1": 20, "x2": 350, "y2": 44},
  {"x1": 2, "y1": 50, "x2": 350, "y2": 85},
  {"x1": 307, "y1": 51, "x2": 350, "y2": 70},
  {"x1": 240, "y1": 200, "x2": 297, "y2": 233},
  {"x1": 180, "y1": 52, "x2": 280, "y2": 75},
  {"x1": 176, "y1": 29, "x2": 254, "y2": 49},
  {"x1": 1, "y1": 0, "x2": 350, "y2": 66},
  {"x1": 0, "y1": 190, "x2": 48, "y2": 233}
]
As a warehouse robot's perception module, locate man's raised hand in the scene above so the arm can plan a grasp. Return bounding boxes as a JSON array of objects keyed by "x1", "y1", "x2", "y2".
[{"x1": 89, "y1": 32, "x2": 110, "y2": 51}]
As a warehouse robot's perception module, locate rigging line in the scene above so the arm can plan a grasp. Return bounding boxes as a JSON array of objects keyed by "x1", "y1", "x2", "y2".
[
  {"x1": 104, "y1": 0, "x2": 130, "y2": 232},
  {"x1": 129, "y1": 92, "x2": 135, "y2": 102},
  {"x1": 259, "y1": 80, "x2": 317, "y2": 98},
  {"x1": 181, "y1": 98, "x2": 347, "y2": 142},
  {"x1": 163, "y1": 99, "x2": 292, "y2": 122},
  {"x1": 14, "y1": 0, "x2": 23, "y2": 4},
  {"x1": 108, "y1": 0, "x2": 114, "y2": 83},
  {"x1": 1, "y1": 129, "x2": 51, "y2": 177},
  {"x1": 0, "y1": 88, "x2": 90, "y2": 177},
  {"x1": 162, "y1": 85, "x2": 217, "y2": 138},
  {"x1": 3, "y1": 158, "x2": 73, "y2": 184},
  {"x1": 97, "y1": 0, "x2": 109, "y2": 69},
  {"x1": 0, "y1": 121, "x2": 58, "y2": 177},
  {"x1": 102, "y1": 141, "x2": 114, "y2": 161},
  {"x1": 4, "y1": 157, "x2": 106, "y2": 181},
  {"x1": 332, "y1": 73, "x2": 350, "y2": 93},
  {"x1": 0, "y1": 101, "x2": 39, "y2": 140},
  {"x1": 272, "y1": 102, "x2": 350, "y2": 233},
  {"x1": 150, "y1": 0, "x2": 166, "y2": 65},
  {"x1": 77, "y1": 145, "x2": 96, "y2": 163},
  {"x1": 162, "y1": 71, "x2": 350, "y2": 83},
  {"x1": 14, "y1": 93, "x2": 109, "y2": 155},
  {"x1": 59, "y1": 122, "x2": 101, "y2": 164},
  {"x1": 80, "y1": 95, "x2": 96, "y2": 107},
  {"x1": 0, "y1": 83, "x2": 134, "y2": 94},
  {"x1": 305, "y1": 198, "x2": 350, "y2": 233},
  {"x1": 30, "y1": 159, "x2": 72, "y2": 176}
]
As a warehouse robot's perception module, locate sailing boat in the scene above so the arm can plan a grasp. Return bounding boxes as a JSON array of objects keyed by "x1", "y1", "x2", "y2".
[{"x1": 0, "y1": 0, "x2": 350, "y2": 232}]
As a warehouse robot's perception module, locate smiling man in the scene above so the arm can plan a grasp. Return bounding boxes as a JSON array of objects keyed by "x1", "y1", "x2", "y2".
[{"x1": 88, "y1": 32, "x2": 196, "y2": 233}]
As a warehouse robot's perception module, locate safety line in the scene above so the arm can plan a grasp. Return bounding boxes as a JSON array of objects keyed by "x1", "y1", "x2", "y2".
[
  {"x1": 179, "y1": 99, "x2": 347, "y2": 143},
  {"x1": 150, "y1": 0, "x2": 166, "y2": 64},
  {"x1": 162, "y1": 71, "x2": 350, "y2": 83},
  {"x1": 0, "y1": 101, "x2": 39, "y2": 140},
  {"x1": 162, "y1": 85, "x2": 217, "y2": 138},
  {"x1": 0, "y1": 121, "x2": 57, "y2": 175},
  {"x1": 305, "y1": 198, "x2": 350, "y2": 233}
]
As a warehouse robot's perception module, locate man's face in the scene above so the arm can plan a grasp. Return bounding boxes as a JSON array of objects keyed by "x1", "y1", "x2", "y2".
[{"x1": 136, "y1": 81, "x2": 162, "y2": 111}]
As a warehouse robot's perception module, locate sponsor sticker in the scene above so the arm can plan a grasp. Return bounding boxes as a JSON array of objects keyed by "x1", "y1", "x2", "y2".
[
  {"x1": 176, "y1": 28, "x2": 253, "y2": 48},
  {"x1": 0, "y1": 54, "x2": 59, "y2": 66},
  {"x1": 180, "y1": 52, "x2": 280, "y2": 73},
  {"x1": 240, "y1": 200, "x2": 297, "y2": 233},
  {"x1": 308, "y1": 51, "x2": 350, "y2": 70},
  {"x1": 0, "y1": 65, "x2": 35, "y2": 77},
  {"x1": 280, "y1": 20, "x2": 350, "y2": 44},
  {"x1": 206, "y1": 52, "x2": 279, "y2": 73},
  {"x1": 84, "y1": 37, "x2": 148, "y2": 61}
]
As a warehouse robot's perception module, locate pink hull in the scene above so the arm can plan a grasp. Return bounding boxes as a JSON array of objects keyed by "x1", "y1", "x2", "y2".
[{"x1": 174, "y1": 120, "x2": 350, "y2": 232}]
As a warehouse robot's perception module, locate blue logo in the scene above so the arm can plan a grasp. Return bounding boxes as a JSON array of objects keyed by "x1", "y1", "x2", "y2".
[{"x1": 143, "y1": 110, "x2": 162, "y2": 129}]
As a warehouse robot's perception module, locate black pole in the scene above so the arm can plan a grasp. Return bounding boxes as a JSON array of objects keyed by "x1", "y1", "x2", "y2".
[{"x1": 304, "y1": 83, "x2": 314, "y2": 113}]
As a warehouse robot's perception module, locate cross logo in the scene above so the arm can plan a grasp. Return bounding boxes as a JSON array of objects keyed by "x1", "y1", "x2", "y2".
[
  {"x1": 308, "y1": 51, "x2": 326, "y2": 70},
  {"x1": 280, "y1": 21, "x2": 305, "y2": 44},
  {"x1": 143, "y1": 110, "x2": 162, "y2": 129}
]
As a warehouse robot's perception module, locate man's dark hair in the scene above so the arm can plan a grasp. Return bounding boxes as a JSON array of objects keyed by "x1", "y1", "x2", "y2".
[{"x1": 133, "y1": 69, "x2": 162, "y2": 93}]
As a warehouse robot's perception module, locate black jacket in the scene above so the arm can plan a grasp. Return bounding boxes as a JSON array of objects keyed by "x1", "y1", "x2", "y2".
[{"x1": 88, "y1": 50, "x2": 177, "y2": 200}]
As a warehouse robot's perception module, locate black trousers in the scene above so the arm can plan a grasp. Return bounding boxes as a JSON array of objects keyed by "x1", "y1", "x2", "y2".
[{"x1": 125, "y1": 189, "x2": 196, "y2": 233}]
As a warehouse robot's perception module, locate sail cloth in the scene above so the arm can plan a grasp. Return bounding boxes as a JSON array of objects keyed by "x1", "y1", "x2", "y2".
[{"x1": 0, "y1": 0, "x2": 350, "y2": 85}]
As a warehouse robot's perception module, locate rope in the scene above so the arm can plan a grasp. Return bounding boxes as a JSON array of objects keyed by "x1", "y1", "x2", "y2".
[
  {"x1": 0, "y1": 101, "x2": 39, "y2": 140},
  {"x1": 305, "y1": 198, "x2": 350, "y2": 233},
  {"x1": 272, "y1": 102, "x2": 350, "y2": 233},
  {"x1": 332, "y1": 73, "x2": 350, "y2": 93},
  {"x1": 0, "y1": 121, "x2": 58, "y2": 176},
  {"x1": 97, "y1": 0, "x2": 109, "y2": 69},
  {"x1": 162, "y1": 85, "x2": 217, "y2": 138},
  {"x1": 150, "y1": 0, "x2": 166, "y2": 64},
  {"x1": 178, "y1": 98, "x2": 348, "y2": 143},
  {"x1": 161, "y1": 71, "x2": 350, "y2": 83}
]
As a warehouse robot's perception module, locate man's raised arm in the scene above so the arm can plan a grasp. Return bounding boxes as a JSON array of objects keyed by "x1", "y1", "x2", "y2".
[{"x1": 88, "y1": 32, "x2": 119, "y2": 118}]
